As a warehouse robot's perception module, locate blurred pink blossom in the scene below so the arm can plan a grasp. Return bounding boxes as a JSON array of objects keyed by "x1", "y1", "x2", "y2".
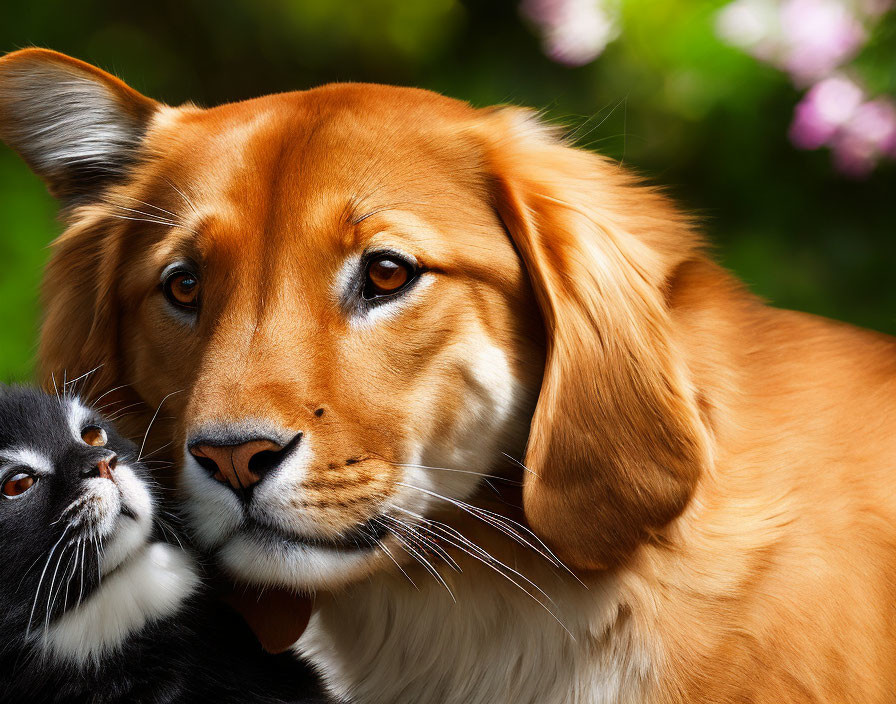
[
  {"x1": 718, "y1": 0, "x2": 895, "y2": 174},
  {"x1": 790, "y1": 77, "x2": 896, "y2": 175},
  {"x1": 521, "y1": 0, "x2": 619, "y2": 66},
  {"x1": 858, "y1": 0, "x2": 895, "y2": 17},
  {"x1": 832, "y1": 99, "x2": 896, "y2": 175},
  {"x1": 716, "y1": 0, "x2": 867, "y2": 84},
  {"x1": 789, "y1": 75, "x2": 863, "y2": 148},
  {"x1": 780, "y1": 0, "x2": 865, "y2": 83},
  {"x1": 715, "y1": 0, "x2": 781, "y2": 62}
]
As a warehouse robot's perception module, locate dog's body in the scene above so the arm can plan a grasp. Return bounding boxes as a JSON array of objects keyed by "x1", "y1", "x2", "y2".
[
  {"x1": 2, "y1": 49, "x2": 896, "y2": 703},
  {"x1": 298, "y1": 269, "x2": 896, "y2": 704}
]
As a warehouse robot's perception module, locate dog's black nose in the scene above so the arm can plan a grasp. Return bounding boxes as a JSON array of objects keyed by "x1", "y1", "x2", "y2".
[
  {"x1": 81, "y1": 453, "x2": 118, "y2": 480},
  {"x1": 188, "y1": 431, "x2": 302, "y2": 495}
]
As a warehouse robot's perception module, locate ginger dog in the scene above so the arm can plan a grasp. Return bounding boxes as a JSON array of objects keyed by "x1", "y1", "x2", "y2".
[{"x1": 3, "y1": 49, "x2": 896, "y2": 703}]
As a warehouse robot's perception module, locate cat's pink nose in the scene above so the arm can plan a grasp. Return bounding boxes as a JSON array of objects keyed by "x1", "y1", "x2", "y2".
[{"x1": 82, "y1": 454, "x2": 117, "y2": 480}]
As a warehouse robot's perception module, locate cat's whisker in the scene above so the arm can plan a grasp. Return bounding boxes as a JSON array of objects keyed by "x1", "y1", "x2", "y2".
[
  {"x1": 43, "y1": 538, "x2": 76, "y2": 635},
  {"x1": 26, "y1": 525, "x2": 71, "y2": 637},
  {"x1": 139, "y1": 440, "x2": 174, "y2": 462},
  {"x1": 62, "y1": 364, "x2": 100, "y2": 390},
  {"x1": 88, "y1": 384, "x2": 131, "y2": 408},
  {"x1": 77, "y1": 540, "x2": 87, "y2": 607},
  {"x1": 138, "y1": 391, "x2": 183, "y2": 462}
]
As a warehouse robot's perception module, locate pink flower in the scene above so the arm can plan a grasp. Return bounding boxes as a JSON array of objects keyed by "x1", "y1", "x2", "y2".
[
  {"x1": 789, "y1": 75, "x2": 864, "y2": 149},
  {"x1": 857, "y1": 0, "x2": 895, "y2": 18},
  {"x1": 780, "y1": 0, "x2": 865, "y2": 84},
  {"x1": 521, "y1": 0, "x2": 619, "y2": 67},
  {"x1": 832, "y1": 98, "x2": 896, "y2": 175}
]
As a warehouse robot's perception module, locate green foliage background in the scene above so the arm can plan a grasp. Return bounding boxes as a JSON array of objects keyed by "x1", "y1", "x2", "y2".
[{"x1": 2, "y1": 0, "x2": 894, "y2": 381}]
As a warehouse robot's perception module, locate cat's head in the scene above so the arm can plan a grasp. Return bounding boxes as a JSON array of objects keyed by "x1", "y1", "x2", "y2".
[{"x1": 0, "y1": 385, "x2": 155, "y2": 646}]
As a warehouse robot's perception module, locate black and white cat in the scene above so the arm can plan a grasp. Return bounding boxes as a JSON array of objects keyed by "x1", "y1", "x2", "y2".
[{"x1": 0, "y1": 385, "x2": 326, "y2": 703}]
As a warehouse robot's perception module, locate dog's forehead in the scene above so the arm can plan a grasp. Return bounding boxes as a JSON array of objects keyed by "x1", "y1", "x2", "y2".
[
  {"x1": 142, "y1": 85, "x2": 492, "y2": 267},
  {"x1": 156, "y1": 84, "x2": 480, "y2": 186}
]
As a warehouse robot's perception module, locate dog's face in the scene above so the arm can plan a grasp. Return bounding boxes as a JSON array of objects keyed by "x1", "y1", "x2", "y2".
[
  {"x1": 1, "y1": 50, "x2": 710, "y2": 593},
  {"x1": 123, "y1": 90, "x2": 545, "y2": 588}
]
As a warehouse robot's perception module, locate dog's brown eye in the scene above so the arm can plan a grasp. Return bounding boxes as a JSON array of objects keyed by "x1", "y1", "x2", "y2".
[
  {"x1": 2, "y1": 473, "x2": 36, "y2": 498},
  {"x1": 81, "y1": 425, "x2": 107, "y2": 447},
  {"x1": 366, "y1": 257, "x2": 412, "y2": 297},
  {"x1": 163, "y1": 270, "x2": 200, "y2": 310}
]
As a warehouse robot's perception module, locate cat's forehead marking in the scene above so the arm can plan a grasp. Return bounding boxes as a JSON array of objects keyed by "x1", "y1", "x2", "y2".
[
  {"x1": 0, "y1": 447, "x2": 53, "y2": 475},
  {"x1": 65, "y1": 398, "x2": 91, "y2": 444}
]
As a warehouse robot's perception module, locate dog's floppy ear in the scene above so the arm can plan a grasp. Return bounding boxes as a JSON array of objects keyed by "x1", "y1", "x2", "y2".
[
  {"x1": 478, "y1": 109, "x2": 710, "y2": 570},
  {"x1": 0, "y1": 48, "x2": 158, "y2": 202}
]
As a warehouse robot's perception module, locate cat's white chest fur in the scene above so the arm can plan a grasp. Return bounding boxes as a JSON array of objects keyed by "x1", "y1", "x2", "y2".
[
  {"x1": 43, "y1": 542, "x2": 199, "y2": 666},
  {"x1": 296, "y1": 557, "x2": 654, "y2": 704}
]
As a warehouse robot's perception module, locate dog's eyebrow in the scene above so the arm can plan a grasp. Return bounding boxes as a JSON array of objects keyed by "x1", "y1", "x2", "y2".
[{"x1": 348, "y1": 201, "x2": 425, "y2": 226}]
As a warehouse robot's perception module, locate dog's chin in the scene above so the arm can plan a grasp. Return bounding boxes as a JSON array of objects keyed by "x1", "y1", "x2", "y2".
[{"x1": 216, "y1": 528, "x2": 387, "y2": 592}]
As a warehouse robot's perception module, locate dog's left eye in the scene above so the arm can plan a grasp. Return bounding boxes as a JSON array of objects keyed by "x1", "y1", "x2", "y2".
[
  {"x1": 81, "y1": 425, "x2": 108, "y2": 447},
  {"x1": 363, "y1": 256, "x2": 415, "y2": 299}
]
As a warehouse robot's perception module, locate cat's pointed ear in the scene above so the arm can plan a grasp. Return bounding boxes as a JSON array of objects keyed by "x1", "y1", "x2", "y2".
[
  {"x1": 0, "y1": 48, "x2": 159, "y2": 202},
  {"x1": 475, "y1": 108, "x2": 710, "y2": 570}
]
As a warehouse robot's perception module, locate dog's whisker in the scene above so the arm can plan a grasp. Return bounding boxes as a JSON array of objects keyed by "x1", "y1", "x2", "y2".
[
  {"x1": 395, "y1": 481, "x2": 580, "y2": 583},
  {"x1": 106, "y1": 213, "x2": 193, "y2": 232},
  {"x1": 392, "y1": 505, "x2": 555, "y2": 606},
  {"x1": 164, "y1": 178, "x2": 202, "y2": 220},
  {"x1": 500, "y1": 452, "x2": 539, "y2": 478},
  {"x1": 391, "y1": 506, "x2": 575, "y2": 640},
  {"x1": 395, "y1": 462, "x2": 522, "y2": 485},
  {"x1": 118, "y1": 195, "x2": 181, "y2": 219},
  {"x1": 109, "y1": 204, "x2": 183, "y2": 225},
  {"x1": 382, "y1": 514, "x2": 460, "y2": 572},
  {"x1": 371, "y1": 526, "x2": 420, "y2": 591},
  {"x1": 379, "y1": 517, "x2": 456, "y2": 602}
]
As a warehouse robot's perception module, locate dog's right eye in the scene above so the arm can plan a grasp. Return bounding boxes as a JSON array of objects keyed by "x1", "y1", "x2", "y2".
[
  {"x1": 2, "y1": 472, "x2": 36, "y2": 498},
  {"x1": 163, "y1": 269, "x2": 200, "y2": 310}
]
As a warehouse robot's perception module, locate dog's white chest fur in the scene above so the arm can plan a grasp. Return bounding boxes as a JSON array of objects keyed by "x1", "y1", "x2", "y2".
[{"x1": 297, "y1": 559, "x2": 653, "y2": 704}]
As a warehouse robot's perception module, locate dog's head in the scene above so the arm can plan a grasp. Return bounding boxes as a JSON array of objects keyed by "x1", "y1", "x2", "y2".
[{"x1": 0, "y1": 50, "x2": 709, "y2": 594}]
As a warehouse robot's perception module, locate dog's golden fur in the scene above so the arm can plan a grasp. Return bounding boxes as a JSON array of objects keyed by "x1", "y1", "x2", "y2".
[{"x1": 3, "y1": 48, "x2": 896, "y2": 702}]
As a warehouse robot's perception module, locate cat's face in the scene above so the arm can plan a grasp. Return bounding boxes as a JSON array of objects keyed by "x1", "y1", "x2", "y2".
[{"x1": 0, "y1": 387, "x2": 154, "y2": 639}]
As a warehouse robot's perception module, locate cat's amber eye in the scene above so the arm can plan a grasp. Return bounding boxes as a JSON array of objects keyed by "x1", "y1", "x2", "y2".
[
  {"x1": 81, "y1": 425, "x2": 108, "y2": 447},
  {"x1": 2, "y1": 473, "x2": 36, "y2": 498},
  {"x1": 365, "y1": 257, "x2": 413, "y2": 297}
]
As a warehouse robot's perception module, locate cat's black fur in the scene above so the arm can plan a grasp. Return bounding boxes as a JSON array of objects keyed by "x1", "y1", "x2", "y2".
[{"x1": 0, "y1": 386, "x2": 327, "y2": 704}]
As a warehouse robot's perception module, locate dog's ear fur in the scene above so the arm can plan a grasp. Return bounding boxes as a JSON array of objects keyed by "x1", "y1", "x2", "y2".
[
  {"x1": 478, "y1": 108, "x2": 710, "y2": 570},
  {"x1": 0, "y1": 48, "x2": 158, "y2": 202}
]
